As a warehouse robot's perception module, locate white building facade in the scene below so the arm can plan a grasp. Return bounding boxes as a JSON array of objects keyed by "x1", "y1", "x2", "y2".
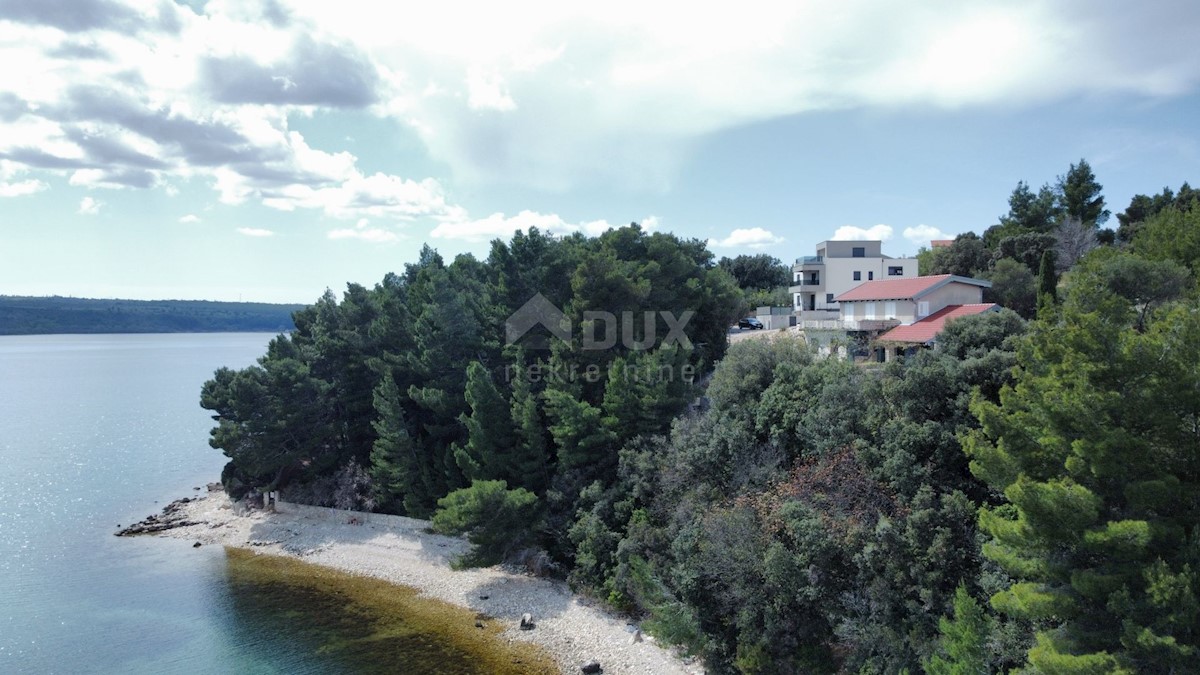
[{"x1": 789, "y1": 240, "x2": 918, "y2": 318}]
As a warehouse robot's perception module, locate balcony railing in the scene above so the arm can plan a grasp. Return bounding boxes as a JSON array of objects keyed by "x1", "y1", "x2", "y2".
[
  {"x1": 794, "y1": 255, "x2": 824, "y2": 265},
  {"x1": 790, "y1": 315, "x2": 900, "y2": 332}
]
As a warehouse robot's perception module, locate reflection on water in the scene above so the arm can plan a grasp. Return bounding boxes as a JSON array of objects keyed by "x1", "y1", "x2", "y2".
[
  {"x1": 0, "y1": 334, "x2": 554, "y2": 674},
  {"x1": 217, "y1": 549, "x2": 555, "y2": 675}
]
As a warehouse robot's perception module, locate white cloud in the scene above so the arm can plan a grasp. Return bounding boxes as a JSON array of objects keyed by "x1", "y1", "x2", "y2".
[
  {"x1": 0, "y1": 179, "x2": 48, "y2": 197},
  {"x1": 831, "y1": 224, "x2": 893, "y2": 241},
  {"x1": 709, "y1": 227, "x2": 785, "y2": 249},
  {"x1": 328, "y1": 218, "x2": 400, "y2": 242},
  {"x1": 0, "y1": 161, "x2": 48, "y2": 197},
  {"x1": 258, "y1": 172, "x2": 457, "y2": 221},
  {"x1": 328, "y1": 227, "x2": 399, "y2": 242},
  {"x1": 428, "y1": 210, "x2": 653, "y2": 243},
  {"x1": 465, "y1": 68, "x2": 517, "y2": 111},
  {"x1": 77, "y1": 197, "x2": 102, "y2": 214},
  {"x1": 0, "y1": 0, "x2": 1197, "y2": 208},
  {"x1": 236, "y1": 227, "x2": 274, "y2": 237},
  {"x1": 902, "y1": 224, "x2": 952, "y2": 245},
  {"x1": 179, "y1": 214, "x2": 201, "y2": 223}
]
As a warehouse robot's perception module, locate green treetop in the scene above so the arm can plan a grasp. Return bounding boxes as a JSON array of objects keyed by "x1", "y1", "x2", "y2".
[{"x1": 964, "y1": 255, "x2": 1200, "y2": 672}]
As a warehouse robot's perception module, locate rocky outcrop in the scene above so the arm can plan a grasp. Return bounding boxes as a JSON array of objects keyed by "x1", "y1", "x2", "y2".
[{"x1": 115, "y1": 498, "x2": 201, "y2": 536}]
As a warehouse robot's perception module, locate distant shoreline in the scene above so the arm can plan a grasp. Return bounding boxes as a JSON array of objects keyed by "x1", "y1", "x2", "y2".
[
  {"x1": 131, "y1": 491, "x2": 703, "y2": 675},
  {"x1": 0, "y1": 296, "x2": 305, "y2": 336}
]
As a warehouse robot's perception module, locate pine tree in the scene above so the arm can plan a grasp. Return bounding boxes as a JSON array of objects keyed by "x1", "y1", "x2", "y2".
[
  {"x1": 925, "y1": 584, "x2": 992, "y2": 675},
  {"x1": 454, "y1": 361, "x2": 517, "y2": 481},
  {"x1": 544, "y1": 385, "x2": 618, "y2": 481},
  {"x1": 964, "y1": 266, "x2": 1200, "y2": 672},
  {"x1": 1036, "y1": 249, "x2": 1058, "y2": 318},
  {"x1": 509, "y1": 369, "x2": 550, "y2": 494},
  {"x1": 369, "y1": 375, "x2": 428, "y2": 515},
  {"x1": 1056, "y1": 158, "x2": 1110, "y2": 226}
]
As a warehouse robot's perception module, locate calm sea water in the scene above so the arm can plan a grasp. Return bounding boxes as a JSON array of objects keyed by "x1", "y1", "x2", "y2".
[
  {"x1": 0, "y1": 333, "x2": 280, "y2": 673},
  {"x1": 0, "y1": 333, "x2": 548, "y2": 675}
]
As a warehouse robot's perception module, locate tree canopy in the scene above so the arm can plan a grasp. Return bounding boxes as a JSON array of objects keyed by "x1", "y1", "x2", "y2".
[
  {"x1": 202, "y1": 222, "x2": 741, "y2": 544},
  {"x1": 195, "y1": 166, "x2": 1200, "y2": 674}
]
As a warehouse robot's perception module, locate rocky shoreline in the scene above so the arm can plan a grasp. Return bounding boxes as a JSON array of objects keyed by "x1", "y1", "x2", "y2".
[
  {"x1": 116, "y1": 496, "x2": 203, "y2": 536},
  {"x1": 118, "y1": 490, "x2": 703, "y2": 675}
]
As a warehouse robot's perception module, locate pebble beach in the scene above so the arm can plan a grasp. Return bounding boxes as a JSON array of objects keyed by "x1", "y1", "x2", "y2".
[{"x1": 144, "y1": 492, "x2": 703, "y2": 675}]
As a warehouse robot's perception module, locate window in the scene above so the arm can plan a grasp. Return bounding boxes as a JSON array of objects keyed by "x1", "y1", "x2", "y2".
[
  {"x1": 888, "y1": 266, "x2": 904, "y2": 276},
  {"x1": 868, "y1": 271, "x2": 874, "y2": 280},
  {"x1": 885, "y1": 301, "x2": 896, "y2": 318},
  {"x1": 853, "y1": 271, "x2": 861, "y2": 281},
  {"x1": 794, "y1": 272, "x2": 802, "y2": 283},
  {"x1": 917, "y1": 301, "x2": 930, "y2": 317},
  {"x1": 842, "y1": 303, "x2": 854, "y2": 320},
  {"x1": 852, "y1": 246, "x2": 865, "y2": 258},
  {"x1": 826, "y1": 293, "x2": 834, "y2": 304},
  {"x1": 865, "y1": 302, "x2": 876, "y2": 319}
]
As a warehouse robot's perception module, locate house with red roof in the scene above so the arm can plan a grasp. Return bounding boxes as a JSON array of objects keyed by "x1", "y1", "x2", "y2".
[{"x1": 833, "y1": 275, "x2": 997, "y2": 360}]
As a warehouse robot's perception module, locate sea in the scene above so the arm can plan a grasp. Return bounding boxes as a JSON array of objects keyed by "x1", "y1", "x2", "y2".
[{"x1": 0, "y1": 333, "x2": 544, "y2": 675}]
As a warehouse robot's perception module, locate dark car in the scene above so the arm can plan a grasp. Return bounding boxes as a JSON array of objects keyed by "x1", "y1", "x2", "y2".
[{"x1": 738, "y1": 317, "x2": 764, "y2": 330}]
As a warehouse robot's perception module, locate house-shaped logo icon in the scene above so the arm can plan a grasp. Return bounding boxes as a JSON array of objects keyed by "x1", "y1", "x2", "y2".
[{"x1": 506, "y1": 293, "x2": 571, "y2": 348}]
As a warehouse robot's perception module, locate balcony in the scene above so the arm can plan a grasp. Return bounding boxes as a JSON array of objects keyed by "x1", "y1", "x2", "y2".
[
  {"x1": 794, "y1": 255, "x2": 824, "y2": 266},
  {"x1": 842, "y1": 319, "x2": 901, "y2": 332},
  {"x1": 789, "y1": 283, "x2": 825, "y2": 296},
  {"x1": 789, "y1": 279, "x2": 822, "y2": 289}
]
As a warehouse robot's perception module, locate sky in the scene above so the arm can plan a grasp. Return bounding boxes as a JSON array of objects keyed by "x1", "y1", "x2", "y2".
[{"x1": 0, "y1": 0, "x2": 1198, "y2": 303}]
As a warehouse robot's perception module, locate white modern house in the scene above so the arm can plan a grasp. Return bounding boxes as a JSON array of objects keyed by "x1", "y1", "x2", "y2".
[{"x1": 789, "y1": 240, "x2": 918, "y2": 319}]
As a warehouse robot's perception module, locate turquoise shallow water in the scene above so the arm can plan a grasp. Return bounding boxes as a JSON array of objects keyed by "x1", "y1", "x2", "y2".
[{"x1": 0, "y1": 334, "x2": 285, "y2": 673}]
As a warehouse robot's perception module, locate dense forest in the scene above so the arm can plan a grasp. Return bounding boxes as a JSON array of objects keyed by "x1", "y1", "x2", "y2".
[
  {"x1": 202, "y1": 162, "x2": 1200, "y2": 673},
  {"x1": 0, "y1": 296, "x2": 304, "y2": 335}
]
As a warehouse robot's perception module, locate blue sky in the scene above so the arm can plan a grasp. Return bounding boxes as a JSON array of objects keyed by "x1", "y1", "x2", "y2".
[{"x1": 1, "y1": 0, "x2": 1197, "y2": 303}]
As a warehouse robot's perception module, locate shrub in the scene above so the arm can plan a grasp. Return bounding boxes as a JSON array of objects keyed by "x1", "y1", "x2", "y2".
[{"x1": 432, "y1": 480, "x2": 539, "y2": 567}]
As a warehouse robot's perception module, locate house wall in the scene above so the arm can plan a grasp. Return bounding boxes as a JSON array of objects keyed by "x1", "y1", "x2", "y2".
[
  {"x1": 791, "y1": 240, "x2": 918, "y2": 312},
  {"x1": 818, "y1": 240, "x2": 883, "y2": 258},
  {"x1": 841, "y1": 299, "x2": 917, "y2": 322},
  {"x1": 842, "y1": 282, "x2": 985, "y2": 323},
  {"x1": 755, "y1": 306, "x2": 797, "y2": 330},
  {"x1": 920, "y1": 283, "x2": 985, "y2": 316},
  {"x1": 887, "y1": 299, "x2": 918, "y2": 323}
]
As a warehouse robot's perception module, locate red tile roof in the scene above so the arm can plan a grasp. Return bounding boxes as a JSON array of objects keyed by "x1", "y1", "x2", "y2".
[
  {"x1": 877, "y1": 304, "x2": 999, "y2": 344},
  {"x1": 836, "y1": 275, "x2": 954, "y2": 302},
  {"x1": 931, "y1": 239, "x2": 954, "y2": 248}
]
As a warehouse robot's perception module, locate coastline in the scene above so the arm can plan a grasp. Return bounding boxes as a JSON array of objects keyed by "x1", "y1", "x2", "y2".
[{"x1": 134, "y1": 492, "x2": 702, "y2": 675}]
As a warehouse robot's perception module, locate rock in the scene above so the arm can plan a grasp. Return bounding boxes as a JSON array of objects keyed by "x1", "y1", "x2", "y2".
[
  {"x1": 519, "y1": 613, "x2": 535, "y2": 630},
  {"x1": 475, "y1": 620, "x2": 484, "y2": 628},
  {"x1": 193, "y1": 542, "x2": 202, "y2": 548},
  {"x1": 629, "y1": 628, "x2": 642, "y2": 644},
  {"x1": 193, "y1": 486, "x2": 201, "y2": 490},
  {"x1": 479, "y1": 594, "x2": 489, "y2": 600},
  {"x1": 580, "y1": 661, "x2": 602, "y2": 674},
  {"x1": 115, "y1": 498, "x2": 199, "y2": 536}
]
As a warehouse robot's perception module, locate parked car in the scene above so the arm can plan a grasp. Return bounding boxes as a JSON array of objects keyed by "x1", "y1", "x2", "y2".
[{"x1": 738, "y1": 317, "x2": 764, "y2": 330}]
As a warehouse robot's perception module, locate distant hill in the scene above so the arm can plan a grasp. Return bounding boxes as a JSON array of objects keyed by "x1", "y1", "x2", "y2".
[{"x1": 0, "y1": 296, "x2": 306, "y2": 335}]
